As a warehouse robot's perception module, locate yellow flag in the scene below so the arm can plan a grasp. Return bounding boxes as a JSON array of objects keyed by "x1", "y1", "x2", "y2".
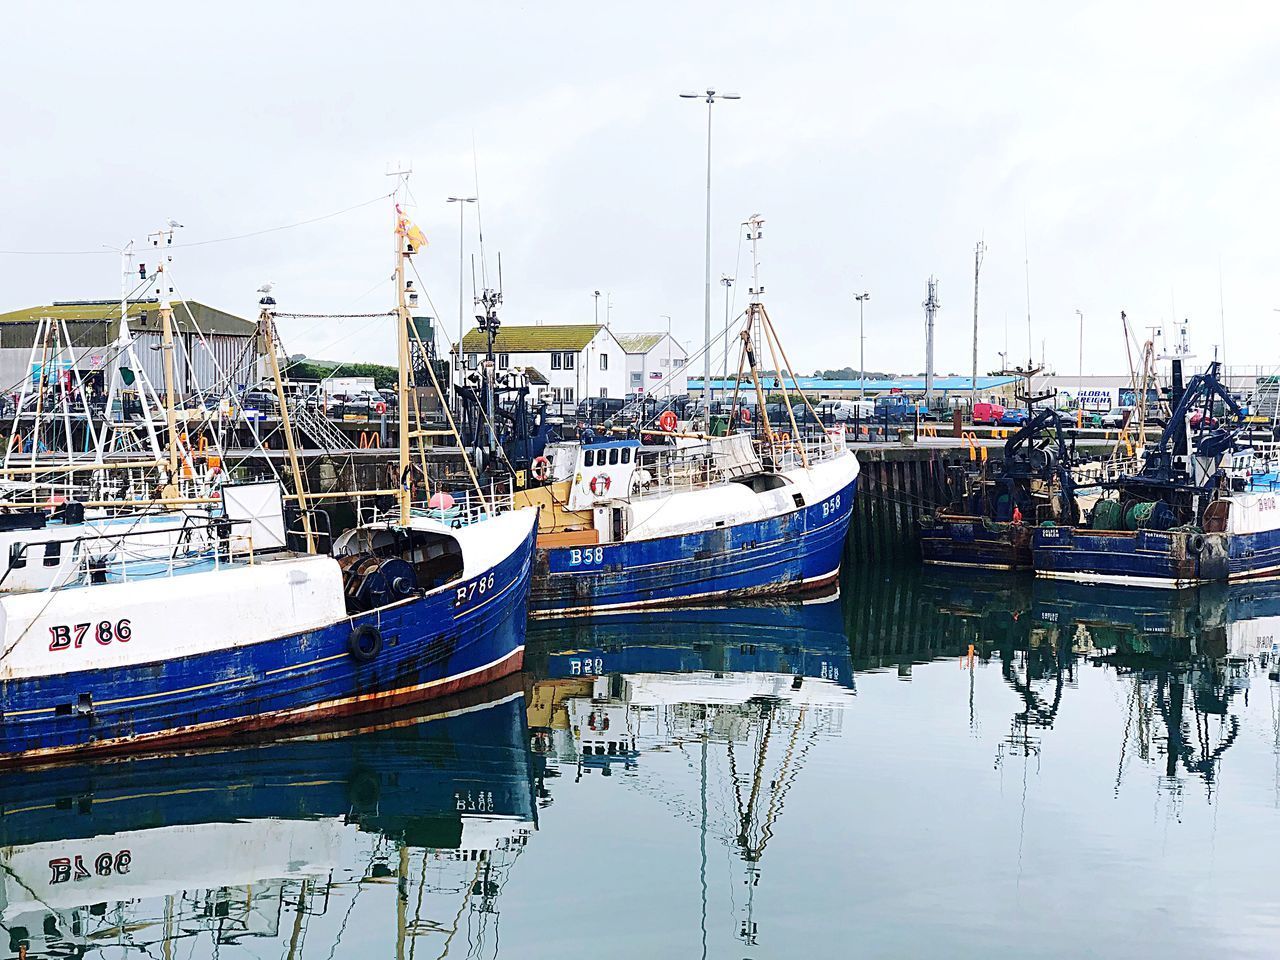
[{"x1": 395, "y1": 205, "x2": 429, "y2": 251}]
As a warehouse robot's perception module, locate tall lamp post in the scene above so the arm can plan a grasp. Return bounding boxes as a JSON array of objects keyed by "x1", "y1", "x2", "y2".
[
  {"x1": 720, "y1": 275, "x2": 734, "y2": 394},
  {"x1": 854, "y1": 292, "x2": 870, "y2": 404},
  {"x1": 1075, "y1": 309, "x2": 1084, "y2": 403},
  {"x1": 447, "y1": 196, "x2": 476, "y2": 404},
  {"x1": 680, "y1": 88, "x2": 741, "y2": 403}
]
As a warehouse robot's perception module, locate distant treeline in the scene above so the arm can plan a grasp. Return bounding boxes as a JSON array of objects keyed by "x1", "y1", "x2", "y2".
[{"x1": 287, "y1": 360, "x2": 399, "y2": 391}]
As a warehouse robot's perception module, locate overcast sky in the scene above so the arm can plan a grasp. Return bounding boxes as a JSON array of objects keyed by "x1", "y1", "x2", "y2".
[{"x1": 3, "y1": 1, "x2": 1278, "y2": 379}]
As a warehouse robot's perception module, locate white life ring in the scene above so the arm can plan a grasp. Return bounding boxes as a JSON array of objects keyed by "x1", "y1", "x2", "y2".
[
  {"x1": 531, "y1": 455, "x2": 551, "y2": 481},
  {"x1": 589, "y1": 473, "x2": 612, "y2": 497}
]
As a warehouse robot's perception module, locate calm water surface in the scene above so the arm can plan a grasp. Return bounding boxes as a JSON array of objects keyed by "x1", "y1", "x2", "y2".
[{"x1": 5, "y1": 569, "x2": 1280, "y2": 959}]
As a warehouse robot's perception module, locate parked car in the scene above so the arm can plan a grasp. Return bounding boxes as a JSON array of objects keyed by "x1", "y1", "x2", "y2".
[
  {"x1": 972, "y1": 402, "x2": 1005, "y2": 425},
  {"x1": 1099, "y1": 406, "x2": 1133, "y2": 429},
  {"x1": 240, "y1": 389, "x2": 278, "y2": 414},
  {"x1": 998, "y1": 408, "x2": 1028, "y2": 427},
  {"x1": 576, "y1": 397, "x2": 626, "y2": 422}
]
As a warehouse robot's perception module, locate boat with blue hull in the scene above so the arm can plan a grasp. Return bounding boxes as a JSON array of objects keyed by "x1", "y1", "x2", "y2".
[
  {"x1": 919, "y1": 395, "x2": 1081, "y2": 571},
  {"x1": 0, "y1": 194, "x2": 540, "y2": 766},
  {"x1": 499, "y1": 224, "x2": 859, "y2": 614},
  {"x1": 523, "y1": 435, "x2": 858, "y2": 615},
  {"x1": 1033, "y1": 362, "x2": 1280, "y2": 588},
  {"x1": 0, "y1": 505, "x2": 537, "y2": 764}
]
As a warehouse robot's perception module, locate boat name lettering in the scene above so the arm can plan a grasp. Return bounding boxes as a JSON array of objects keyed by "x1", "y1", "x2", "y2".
[
  {"x1": 569, "y1": 547, "x2": 605, "y2": 566},
  {"x1": 49, "y1": 850, "x2": 132, "y2": 884},
  {"x1": 1260, "y1": 496, "x2": 1276, "y2": 512},
  {"x1": 820, "y1": 661, "x2": 840, "y2": 681},
  {"x1": 821, "y1": 494, "x2": 843, "y2": 518},
  {"x1": 1040, "y1": 528, "x2": 1061, "y2": 539},
  {"x1": 1040, "y1": 611, "x2": 1059, "y2": 622},
  {"x1": 456, "y1": 790, "x2": 495, "y2": 813},
  {"x1": 49, "y1": 619, "x2": 132, "y2": 651},
  {"x1": 570, "y1": 657, "x2": 605, "y2": 675},
  {"x1": 454, "y1": 573, "x2": 496, "y2": 607}
]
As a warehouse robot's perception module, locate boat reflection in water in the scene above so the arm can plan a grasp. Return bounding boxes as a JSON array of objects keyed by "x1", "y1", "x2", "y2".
[
  {"x1": 891, "y1": 567, "x2": 1280, "y2": 792},
  {"x1": 0, "y1": 677, "x2": 535, "y2": 960},
  {"x1": 525, "y1": 594, "x2": 852, "y2": 948}
]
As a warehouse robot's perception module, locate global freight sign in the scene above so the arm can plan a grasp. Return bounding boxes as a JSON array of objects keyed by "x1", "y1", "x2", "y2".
[{"x1": 1077, "y1": 387, "x2": 1116, "y2": 411}]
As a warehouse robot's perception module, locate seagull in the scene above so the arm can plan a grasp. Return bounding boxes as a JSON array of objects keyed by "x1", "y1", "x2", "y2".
[
  {"x1": 257, "y1": 282, "x2": 274, "y2": 294},
  {"x1": 167, "y1": 219, "x2": 184, "y2": 228}
]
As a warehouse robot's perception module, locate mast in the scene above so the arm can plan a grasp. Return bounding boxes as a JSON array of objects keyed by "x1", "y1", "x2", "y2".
[
  {"x1": 392, "y1": 178, "x2": 413, "y2": 525},
  {"x1": 261, "y1": 304, "x2": 315, "y2": 552},
  {"x1": 148, "y1": 225, "x2": 181, "y2": 481}
]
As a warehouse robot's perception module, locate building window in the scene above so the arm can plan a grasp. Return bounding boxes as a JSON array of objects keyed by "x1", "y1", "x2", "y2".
[
  {"x1": 673, "y1": 358, "x2": 684, "y2": 368},
  {"x1": 551, "y1": 353, "x2": 562, "y2": 370},
  {"x1": 498, "y1": 353, "x2": 509, "y2": 370},
  {"x1": 563, "y1": 387, "x2": 575, "y2": 402},
  {"x1": 661, "y1": 358, "x2": 670, "y2": 367},
  {"x1": 600, "y1": 387, "x2": 607, "y2": 398},
  {"x1": 630, "y1": 372, "x2": 642, "y2": 385},
  {"x1": 466, "y1": 354, "x2": 478, "y2": 370},
  {"x1": 599, "y1": 353, "x2": 608, "y2": 371},
  {"x1": 562, "y1": 352, "x2": 576, "y2": 370}
]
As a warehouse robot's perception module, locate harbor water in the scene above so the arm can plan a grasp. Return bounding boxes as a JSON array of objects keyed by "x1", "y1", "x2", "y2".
[{"x1": 4, "y1": 566, "x2": 1280, "y2": 959}]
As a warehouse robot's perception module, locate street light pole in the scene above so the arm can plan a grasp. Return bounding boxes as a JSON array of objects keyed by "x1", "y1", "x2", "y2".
[
  {"x1": 1076, "y1": 309, "x2": 1084, "y2": 402},
  {"x1": 680, "y1": 88, "x2": 740, "y2": 405},
  {"x1": 447, "y1": 196, "x2": 476, "y2": 406},
  {"x1": 593, "y1": 290, "x2": 601, "y2": 326},
  {"x1": 854, "y1": 292, "x2": 870, "y2": 404},
  {"x1": 720, "y1": 275, "x2": 734, "y2": 394}
]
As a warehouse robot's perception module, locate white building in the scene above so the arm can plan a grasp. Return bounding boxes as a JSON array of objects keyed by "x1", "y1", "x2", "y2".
[
  {"x1": 457, "y1": 324, "x2": 627, "y2": 406},
  {"x1": 615, "y1": 332, "x2": 688, "y2": 399}
]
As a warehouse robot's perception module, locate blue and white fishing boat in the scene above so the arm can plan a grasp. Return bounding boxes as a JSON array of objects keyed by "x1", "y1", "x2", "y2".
[
  {"x1": 513, "y1": 224, "x2": 858, "y2": 615},
  {"x1": 1033, "y1": 361, "x2": 1280, "y2": 587},
  {"x1": 0, "y1": 196, "x2": 538, "y2": 765}
]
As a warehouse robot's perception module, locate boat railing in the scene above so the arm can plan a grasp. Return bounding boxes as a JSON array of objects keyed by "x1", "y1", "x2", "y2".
[
  {"x1": 760, "y1": 428, "x2": 848, "y2": 473},
  {"x1": 361, "y1": 485, "x2": 516, "y2": 529},
  {"x1": 0, "y1": 515, "x2": 259, "y2": 593},
  {"x1": 1073, "y1": 457, "x2": 1141, "y2": 486}
]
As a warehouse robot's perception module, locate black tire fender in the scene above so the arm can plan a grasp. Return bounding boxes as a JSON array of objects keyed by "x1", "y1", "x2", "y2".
[{"x1": 349, "y1": 623, "x2": 383, "y2": 662}]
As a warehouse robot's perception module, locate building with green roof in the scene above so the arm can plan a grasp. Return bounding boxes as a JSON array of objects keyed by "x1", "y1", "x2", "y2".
[{"x1": 0, "y1": 298, "x2": 259, "y2": 399}]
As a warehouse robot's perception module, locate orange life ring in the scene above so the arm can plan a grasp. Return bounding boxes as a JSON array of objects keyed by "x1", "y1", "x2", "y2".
[
  {"x1": 374, "y1": 401, "x2": 387, "y2": 415},
  {"x1": 658, "y1": 410, "x2": 678, "y2": 432},
  {"x1": 531, "y1": 455, "x2": 551, "y2": 481},
  {"x1": 589, "y1": 473, "x2": 612, "y2": 496}
]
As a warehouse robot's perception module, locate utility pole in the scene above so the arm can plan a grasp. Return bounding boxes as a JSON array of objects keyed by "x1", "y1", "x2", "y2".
[
  {"x1": 1076, "y1": 309, "x2": 1084, "y2": 402},
  {"x1": 923, "y1": 277, "x2": 939, "y2": 407},
  {"x1": 854, "y1": 292, "x2": 870, "y2": 404},
  {"x1": 593, "y1": 290, "x2": 601, "y2": 326},
  {"x1": 679, "y1": 88, "x2": 741, "y2": 406},
  {"x1": 970, "y1": 240, "x2": 985, "y2": 412},
  {"x1": 447, "y1": 197, "x2": 477, "y2": 407}
]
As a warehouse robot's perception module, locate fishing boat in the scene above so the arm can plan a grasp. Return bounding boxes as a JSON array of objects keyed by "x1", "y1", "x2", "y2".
[
  {"x1": 1032, "y1": 361, "x2": 1279, "y2": 587},
  {"x1": 512, "y1": 220, "x2": 859, "y2": 615},
  {"x1": 0, "y1": 679, "x2": 535, "y2": 960},
  {"x1": 0, "y1": 191, "x2": 538, "y2": 765},
  {"x1": 919, "y1": 404, "x2": 1080, "y2": 570}
]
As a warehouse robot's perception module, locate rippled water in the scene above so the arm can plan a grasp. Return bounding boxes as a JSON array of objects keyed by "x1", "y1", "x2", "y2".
[{"x1": 5, "y1": 568, "x2": 1280, "y2": 959}]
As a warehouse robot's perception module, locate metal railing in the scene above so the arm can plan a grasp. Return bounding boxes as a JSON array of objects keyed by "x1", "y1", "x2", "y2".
[{"x1": 0, "y1": 515, "x2": 258, "y2": 593}]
